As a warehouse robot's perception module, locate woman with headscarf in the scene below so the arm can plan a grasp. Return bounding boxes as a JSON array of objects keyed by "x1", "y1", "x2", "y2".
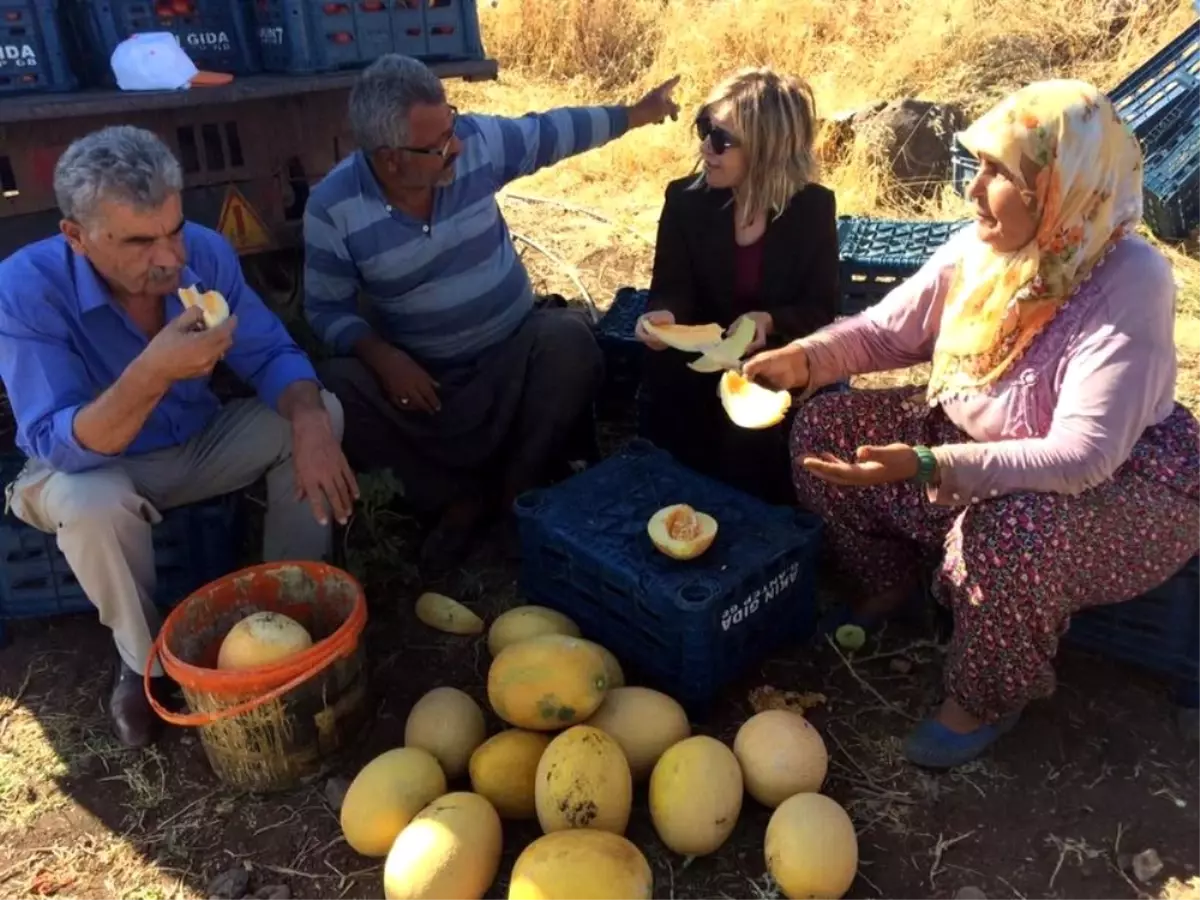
[{"x1": 744, "y1": 80, "x2": 1199, "y2": 769}]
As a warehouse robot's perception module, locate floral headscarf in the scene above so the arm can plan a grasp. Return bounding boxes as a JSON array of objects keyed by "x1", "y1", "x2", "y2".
[{"x1": 927, "y1": 79, "x2": 1145, "y2": 403}]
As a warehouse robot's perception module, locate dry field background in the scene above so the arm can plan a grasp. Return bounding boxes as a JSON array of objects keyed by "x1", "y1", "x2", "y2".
[{"x1": 0, "y1": 2, "x2": 1197, "y2": 899}]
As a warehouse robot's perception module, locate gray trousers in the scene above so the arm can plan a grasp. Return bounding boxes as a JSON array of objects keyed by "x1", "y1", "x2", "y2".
[{"x1": 6, "y1": 394, "x2": 343, "y2": 675}]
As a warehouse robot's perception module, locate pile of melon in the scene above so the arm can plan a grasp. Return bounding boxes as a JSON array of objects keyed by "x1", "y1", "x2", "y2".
[{"x1": 335, "y1": 600, "x2": 860, "y2": 899}]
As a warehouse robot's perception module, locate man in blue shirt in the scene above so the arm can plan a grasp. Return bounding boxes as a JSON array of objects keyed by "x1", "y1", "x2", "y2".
[
  {"x1": 0, "y1": 126, "x2": 356, "y2": 748},
  {"x1": 305, "y1": 54, "x2": 679, "y2": 571}
]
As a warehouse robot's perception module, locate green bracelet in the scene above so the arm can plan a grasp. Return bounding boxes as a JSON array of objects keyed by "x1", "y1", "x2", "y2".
[{"x1": 913, "y1": 445, "x2": 937, "y2": 484}]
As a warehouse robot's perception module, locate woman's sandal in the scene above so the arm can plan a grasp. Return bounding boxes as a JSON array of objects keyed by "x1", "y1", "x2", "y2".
[{"x1": 902, "y1": 712, "x2": 1021, "y2": 770}]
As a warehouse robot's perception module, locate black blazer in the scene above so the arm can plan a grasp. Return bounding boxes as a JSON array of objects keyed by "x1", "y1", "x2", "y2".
[{"x1": 647, "y1": 174, "x2": 840, "y2": 341}]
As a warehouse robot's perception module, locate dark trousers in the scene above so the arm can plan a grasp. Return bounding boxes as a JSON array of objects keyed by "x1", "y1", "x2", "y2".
[{"x1": 319, "y1": 309, "x2": 604, "y2": 514}]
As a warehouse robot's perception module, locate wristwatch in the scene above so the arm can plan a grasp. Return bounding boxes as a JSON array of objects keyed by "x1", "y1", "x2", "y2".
[{"x1": 912, "y1": 445, "x2": 938, "y2": 484}]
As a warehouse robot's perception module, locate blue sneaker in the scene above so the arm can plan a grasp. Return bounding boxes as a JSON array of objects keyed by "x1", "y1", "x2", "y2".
[{"x1": 903, "y1": 712, "x2": 1021, "y2": 770}]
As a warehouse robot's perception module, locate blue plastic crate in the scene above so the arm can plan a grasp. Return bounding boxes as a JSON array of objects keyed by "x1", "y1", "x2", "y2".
[
  {"x1": 514, "y1": 440, "x2": 823, "y2": 712},
  {"x1": 1065, "y1": 555, "x2": 1199, "y2": 707},
  {"x1": 595, "y1": 287, "x2": 647, "y2": 417},
  {"x1": 1110, "y1": 24, "x2": 1199, "y2": 137},
  {"x1": 1141, "y1": 90, "x2": 1200, "y2": 240},
  {"x1": 0, "y1": 0, "x2": 77, "y2": 94},
  {"x1": 0, "y1": 454, "x2": 242, "y2": 643},
  {"x1": 253, "y1": 0, "x2": 484, "y2": 74},
  {"x1": 73, "y1": 0, "x2": 261, "y2": 86},
  {"x1": 837, "y1": 216, "x2": 970, "y2": 314}
]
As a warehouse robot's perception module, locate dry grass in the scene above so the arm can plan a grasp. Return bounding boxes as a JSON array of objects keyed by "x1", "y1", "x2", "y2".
[{"x1": 470, "y1": 0, "x2": 1199, "y2": 408}]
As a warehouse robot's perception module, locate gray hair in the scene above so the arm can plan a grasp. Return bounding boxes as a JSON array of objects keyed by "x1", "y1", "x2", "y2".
[
  {"x1": 54, "y1": 126, "x2": 183, "y2": 226},
  {"x1": 349, "y1": 54, "x2": 447, "y2": 152}
]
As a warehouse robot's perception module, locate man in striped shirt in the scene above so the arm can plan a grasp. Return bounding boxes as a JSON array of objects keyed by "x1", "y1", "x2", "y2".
[{"x1": 304, "y1": 54, "x2": 679, "y2": 571}]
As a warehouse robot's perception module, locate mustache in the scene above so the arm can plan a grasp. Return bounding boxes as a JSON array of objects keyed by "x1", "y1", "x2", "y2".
[{"x1": 148, "y1": 266, "x2": 181, "y2": 280}]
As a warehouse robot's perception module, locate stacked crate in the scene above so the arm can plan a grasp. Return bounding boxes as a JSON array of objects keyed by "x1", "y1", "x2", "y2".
[{"x1": 951, "y1": 23, "x2": 1199, "y2": 239}]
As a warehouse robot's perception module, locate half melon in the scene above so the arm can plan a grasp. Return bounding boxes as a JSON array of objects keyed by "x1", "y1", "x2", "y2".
[
  {"x1": 718, "y1": 370, "x2": 792, "y2": 430},
  {"x1": 647, "y1": 504, "x2": 718, "y2": 561}
]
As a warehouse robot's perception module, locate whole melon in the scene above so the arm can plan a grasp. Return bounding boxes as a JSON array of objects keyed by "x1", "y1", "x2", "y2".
[
  {"x1": 765, "y1": 792, "x2": 858, "y2": 899},
  {"x1": 404, "y1": 687, "x2": 487, "y2": 780},
  {"x1": 487, "y1": 634, "x2": 608, "y2": 730},
  {"x1": 649, "y1": 735, "x2": 743, "y2": 856},
  {"x1": 578, "y1": 639, "x2": 625, "y2": 689},
  {"x1": 585, "y1": 687, "x2": 691, "y2": 782},
  {"x1": 340, "y1": 748, "x2": 447, "y2": 857},
  {"x1": 535, "y1": 725, "x2": 632, "y2": 835},
  {"x1": 384, "y1": 792, "x2": 503, "y2": 900},
  {"x1": 508, "y1": 830, "x2": 653, "y2": 900},
  {"x1": 468, "y1": 729, "x2": 551, "y2": 820},
  {"x1": 733, "y1": 709, "x2": 828, "y2": 807},
  {"x1": 487, "y1": 606, "x2": 580, "y2": 656},
  {"x1": 216, "y1": 611, "x2": 312, "y2": 670}
]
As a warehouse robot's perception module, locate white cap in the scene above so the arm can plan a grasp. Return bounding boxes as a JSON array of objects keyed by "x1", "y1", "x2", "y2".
[{"x1": 110, "y1": 32, "x2": 230, "y2": 92}]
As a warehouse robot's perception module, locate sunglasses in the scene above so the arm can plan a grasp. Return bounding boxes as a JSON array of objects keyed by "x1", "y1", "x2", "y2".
[
  {"x1": 398, "y1": 106, "x2": 459, "y2": 158},
  {"x1": 696, "y1": 114, "x2": 739, "y2": 155}
]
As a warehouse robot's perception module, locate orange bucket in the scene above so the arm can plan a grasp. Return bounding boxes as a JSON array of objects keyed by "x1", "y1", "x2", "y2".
[{"x1": 144, "y1": 561, "x2": 370, "y2": 792}]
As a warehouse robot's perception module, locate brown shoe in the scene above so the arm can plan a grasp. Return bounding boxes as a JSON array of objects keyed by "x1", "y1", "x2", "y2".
[{"x1": 110, "y1": 658, "x2": 162, "y2": 749}]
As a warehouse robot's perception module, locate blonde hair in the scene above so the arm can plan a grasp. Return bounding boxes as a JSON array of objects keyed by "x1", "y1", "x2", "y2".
[{"x1": 692, "y1": 67, "x2": 819, "y2": 226}]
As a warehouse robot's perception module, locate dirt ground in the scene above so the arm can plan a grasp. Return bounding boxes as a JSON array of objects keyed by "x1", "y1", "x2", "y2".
[{"x1": 1, "y1": 398, "x2": 1198, "y2": 900}]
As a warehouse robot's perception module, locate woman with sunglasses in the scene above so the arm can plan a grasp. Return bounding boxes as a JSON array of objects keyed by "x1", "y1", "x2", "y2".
[{"x1": 634, "y1": 68, "x2": 839, "y2": 504}]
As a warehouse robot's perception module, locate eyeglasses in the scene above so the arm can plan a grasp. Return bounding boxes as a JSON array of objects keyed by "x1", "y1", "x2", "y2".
[
  {"x1": 696, "y1": 114, "x2": 739, "y2": 155},
  {"x1": 398, "y1": 106, "x2": 459, "y2": 158}
]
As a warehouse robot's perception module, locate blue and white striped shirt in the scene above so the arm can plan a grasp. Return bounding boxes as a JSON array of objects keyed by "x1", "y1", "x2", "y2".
[{"x1": 303, "y1": 106, "x2": 630, "y2": 365}]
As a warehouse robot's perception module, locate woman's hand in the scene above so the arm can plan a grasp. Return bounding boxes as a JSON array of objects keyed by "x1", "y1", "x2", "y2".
[
  {"x1": 635, "y1": 309, "x2": 676, "y2": 351},
  {"x1": 732, "y1": 311, "x2": 774, "y2": 353},
  {"x1": 801, "y1": 444, "x2": 920, "y2": 487},
  {"x1": 742, "y1": 342, "x2": 809, "y2": 390}
]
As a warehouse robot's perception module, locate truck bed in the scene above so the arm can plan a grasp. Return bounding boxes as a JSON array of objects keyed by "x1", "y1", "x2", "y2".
[{"x1": 0, "y1": 58, "x2": 499, "y2": 125}]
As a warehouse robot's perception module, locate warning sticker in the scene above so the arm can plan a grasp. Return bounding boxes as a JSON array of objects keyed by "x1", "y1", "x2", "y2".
[{"x1": 216, "y1": 185, "x2": 271, "y2": 253}]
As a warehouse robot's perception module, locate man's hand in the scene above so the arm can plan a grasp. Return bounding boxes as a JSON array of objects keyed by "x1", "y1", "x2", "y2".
[
  {"x1": 629, "y1": 76, "x2": 681, "y2": 128},
  {"x1": 279, "y1": 382, "x2": 359, "y2": 526},
  {"x1": 742, "y1": 342, "x2": 809, "y2": 391},
  {"x1": 801, "y1": 444, "x2": 921, "y2": 487},
  {"x1": 733, "y1": 311, "x2": 774, "y2": 354},
  {"x1": 634, "y1": 309, "x2": 676, "y2": 350},
  {"x1": 371, "y1": 344, "x2": 441, "y2": 414},
  {"x1": 136, "y1": 306, "x2": 237, "y2": 389}
]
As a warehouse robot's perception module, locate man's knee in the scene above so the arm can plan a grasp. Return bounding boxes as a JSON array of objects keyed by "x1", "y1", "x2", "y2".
[
  {"x1": 320, "y1": 389, "x2": 345, "y2": 442},
  {"x1": 530, "y1": 311, "x2": 604, "y2": 390},
  {"x1": 317, "y1": 357, "x2": 376, "y2": 401},
  {"x1": 35, "y1": 468, "x2": 149, "y2": 533}
]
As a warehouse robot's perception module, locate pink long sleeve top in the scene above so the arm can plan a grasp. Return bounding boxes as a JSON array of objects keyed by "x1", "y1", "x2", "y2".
[{"x1": 798, "y1": 229, "x2": 1180, "y2": 506}]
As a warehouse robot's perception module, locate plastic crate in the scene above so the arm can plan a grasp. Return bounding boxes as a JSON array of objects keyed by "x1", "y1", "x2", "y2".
[
  {"x1": 0, "y1": 0, "x2": 77, "y2": 94},
  {"x1": 837, "y1": 216, "x2": 970, "y2": 314},
  {"x1": 0, "y1": 454, "x2": 242, "y2": 644},
  {"x1": 1065, "y1": 555, "x2": 1199, "y2": 707},
  {"x1": 1141, "y1": 90, "x2": 1200, "y2": 240},
  {"x1": 1110, "y1": 23, "x2": 1199, "y2": 137},
  {"x1": 595, "y1": 287, "x2": 647, "y2": 418},
  {"x1": 73, "y1": 0, "x2": 261, "y2": 86},
  {"x1": 514, "y1": 440, "x2": 823, "y2": 712},
  {"x1": 253, "y1": 0, "x2": 484, "y2": 74}
]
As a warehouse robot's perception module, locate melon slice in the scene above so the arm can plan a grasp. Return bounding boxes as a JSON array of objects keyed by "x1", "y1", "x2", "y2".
[
  {"x1": 178, "y1": 284, "x2": 231, "y2": 329},
  {"x1": 718, "y1": 370, "x2": 792, "y2": 430},
  {"x1": 642, "y1": 321, "x2": 724, "y2": 353},
  {"x1": 647, "y1": 504, "x2": 718, "y2": 561},
  {"x1": 688, "y1": 316, "x2": 757, "y2": 373}
]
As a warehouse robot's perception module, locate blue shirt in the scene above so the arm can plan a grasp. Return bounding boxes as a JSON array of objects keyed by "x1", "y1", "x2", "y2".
[
  {"x1": 0, "y1": 224, "x2": 318, "y2": 474},
  {"x1": 303, "y1": 105, "x2": 629, "y2": 366}
]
